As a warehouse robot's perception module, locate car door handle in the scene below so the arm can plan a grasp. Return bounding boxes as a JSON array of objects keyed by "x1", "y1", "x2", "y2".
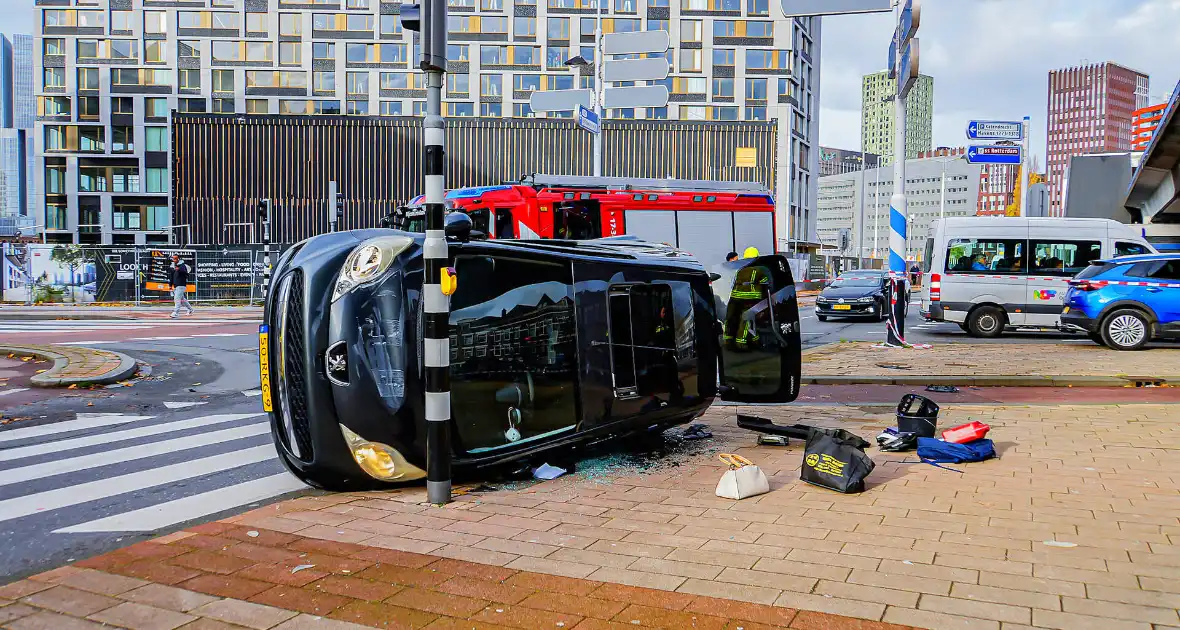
[{"x1": 1147, "y1": 287, "x2": 1163, "y2": 293}]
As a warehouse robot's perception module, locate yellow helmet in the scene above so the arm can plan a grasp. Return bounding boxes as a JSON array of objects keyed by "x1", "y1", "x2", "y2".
[{"x1": 743, "y1": 247, "x2": 760, "y2": 259}]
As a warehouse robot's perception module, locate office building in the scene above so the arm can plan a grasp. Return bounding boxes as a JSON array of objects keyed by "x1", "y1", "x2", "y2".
[
  {"x1": 817, "y1": 153, "x2": 981, "y2": 260},
  {"x1": 33, "y1": 1, "x2": 821, "y2": 247},
  {"x1": 1132, "y1": 102, "x2": 1167, "y2": 152},
  {"x1": 1046, "y1": 62, "x2": 1149, "y2": 216},
  {"x1": 860, "y1": 70, "x2": 932, "y2": 166},
  {"x1": 818, "y1": 146, "x2": 879, "y2": 177},
  {"x1": 1, "y1": 34, "x2": 35, "y2": 221}
]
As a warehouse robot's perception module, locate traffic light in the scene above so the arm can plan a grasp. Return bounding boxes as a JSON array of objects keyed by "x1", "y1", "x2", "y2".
[
  {"x1": 400, "y1": 0, "x2": 447, "y2": 72},
  {"x1": 335, "y1": 195, "x2": 344, "y2": 224},
  {"x1": 257, "y1": 198, "x2": 270, "y2": 223}
]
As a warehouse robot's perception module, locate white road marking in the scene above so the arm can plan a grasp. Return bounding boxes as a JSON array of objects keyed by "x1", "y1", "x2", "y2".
[
  {"x1": 191, "y1": 333, "x2": 250, "y2": 338},
  {"x1": 0, "y1": 388, "x2": 30, "y2": 397},
  {"x1": 0, "y1": 444, "x2": 278, "y2": 523},
  {"x1": 0, "y1": 413, "x2": 261, "y2": 462},
  {"x1": 241, "y1": 390, "x2": 262, "y2": 397},
  {"x1": 163, "y1": 401, "x2": 207, "y2": 410},
  {"x1": 54, "y1": 473, "x2": 306, "y2": 533},
  {"x1": 129, "y1": 336, "x2": 189, "y2": 341},
  {"x1": 56, "y1": 341, "x2": 118, "y2": 346},
  {"x1": 0, "y1": 422, "x2": 270, "y2": 487},
  {"x1": 0, "y1": 413, "x2": 156, "y2": 444}
]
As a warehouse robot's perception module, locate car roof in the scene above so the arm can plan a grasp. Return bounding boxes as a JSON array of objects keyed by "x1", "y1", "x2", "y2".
[{"x1": 1102, "y1": 253, "x2": 1180, "y2": 265}]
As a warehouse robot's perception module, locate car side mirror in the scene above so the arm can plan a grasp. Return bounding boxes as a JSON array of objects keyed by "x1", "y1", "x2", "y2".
[
  {"x1": 445, "y1": 213, "x2": 473, "y2": 242},
  {"x1": 709, "y1": 273, "x2": 722, "y2": 282}
]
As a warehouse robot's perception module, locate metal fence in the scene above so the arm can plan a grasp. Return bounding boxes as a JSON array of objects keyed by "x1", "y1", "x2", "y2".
[{"x1": 0, "y1": 243, "x2": 273, "y2": 304}]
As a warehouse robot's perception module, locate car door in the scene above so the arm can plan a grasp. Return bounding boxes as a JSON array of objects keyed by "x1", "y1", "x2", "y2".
[
  {"x1": 713, "y1": 255, "x2": 802, "y2": 403},
  {"x1": 1026, "y1": 239, "x2": 1101, "y2": 327},
  {"x1": 1141, "y1": 260, "x2": 1180, "y2": 326}
]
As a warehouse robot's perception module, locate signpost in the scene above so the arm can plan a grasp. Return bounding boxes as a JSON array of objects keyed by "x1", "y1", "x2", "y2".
[
  {"x1": 966, "y1": 120, "x2": 1023, "y2": 141},
  {"x1": 781, "y1": 0, "x2": 890, "y2": 16},
  {"x1": 966, "y1": 145, "x2": 1022, "y2": 165},
  {"x1": 577, "y1": 105, "x2": 600, "y2": 135}
]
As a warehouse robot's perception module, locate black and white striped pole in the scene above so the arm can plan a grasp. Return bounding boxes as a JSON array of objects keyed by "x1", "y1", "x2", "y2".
[
  {"x1": 259, "y1": 198, "x2": 272, "y2": 300},
  {"x1": 403, "y1": 0, "x2": 452, "y2": 505}
]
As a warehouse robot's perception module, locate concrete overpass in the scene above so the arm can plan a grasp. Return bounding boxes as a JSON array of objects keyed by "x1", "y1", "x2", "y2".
[{"x1": 1126, "y1": 81, "x2": 1180, "y2": 225}]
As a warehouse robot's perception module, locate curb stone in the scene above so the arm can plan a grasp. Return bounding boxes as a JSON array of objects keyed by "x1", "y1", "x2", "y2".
[
  {"x1": 0, "y1": 345, "x2": 140, "y2": 388},
  {"x1": 802, "y1": 374, "x2": 1176, "y2": 387}
]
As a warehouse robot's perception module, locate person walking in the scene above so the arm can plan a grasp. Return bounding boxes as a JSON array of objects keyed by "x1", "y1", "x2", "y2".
[{"x1": 169, "y1": 254, "x2": 194, "y2": 318}]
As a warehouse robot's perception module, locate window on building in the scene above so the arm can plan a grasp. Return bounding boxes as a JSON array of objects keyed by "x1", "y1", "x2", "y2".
[
  {"x1": 745, "y1": 49, "x2": 787, "y2": 70},
  {"x1": 111, "y1": 11, "x2": 134, "y2": 30},
  {"x1": 245, "y1": 70, "x2": 308, "y2": 88},
  {"x1": 46, "y1": 204, "x2": 68, "y2": 230},
  {"x1": 44, "y1": 67, "x2": 64, "y2": 89},
  {"x1": 480, "y1": 74, "x2": 501, "y2": 96},
  {"x1": 145, "y1": 10, "x2": 167, "y2": 33},
  {"x1": 79, "y1": 126, "x2": 105, "y2": 151},
  {"x1": 512, "y1": 103, "x2": 532, "y2": 117},
  {"x1": 312, "y1": 41, "x2": 335, "y2": 59},
  {"x1": 247, "y1": 12, "x2": 268, "y2": 31},
  {"x1": 178, "y1": 98, "x2": 206, "y2": 113},
  {"x1": 413, "y1": 101, "x2": 426, "y2": 116},
  {"x1": 113, "y1": 206, "x2": 141, "y2": 230},
  {"x1": 679, "y1": 49, "x2": 702, "y2": 72},
  {"x1": 680, "y1": 19, "x2": 701, "y2": 43},
  {"x1": 146, "y1": 168, "x2": 168, "y2": 193},
  {"x1": 246, "y1": 99, "x2": 269, "y2": 114},
  {"x1": 745, "y1": 78, "x2": 767, "y2": 101},
  {"x1": 145, "y1": 98, "x2": 169, "y2": 118},
  {"x1": 279, "y1": 42, "x2": 302, "y2": 65},
  {"x1": 380, "y1": 14, "x2": 402, "y2": 35},
  {"x1": 447, "y1": 73, "x2": 469, "y2": 96},
  {"x1": 379, "y1": 101, "x2": 402, "y2": 115},
  {"x1": 77, "y1": 67, "x2": 99, "y2": 91},
  {"x1": 211, "y1": 69, "x2": 233, "y2": 92},
  {"x1": 43, "y1": 38, "x2": 64, "y2": 56},
  {"x1": 112, "y1": 126, "x2": 134, "y2": 152},
  {"x1": 280, "y1": 13, "x2": 302, "y2": 35},
  {"x1": 112, "y1": 167, "x2": 140, "y2": 193},
  {"x1": 745, "y1": 106, "x2": 766, "y2": 120},
  {"x1": 144, "y1": 40, "x2": 166, "y2": 63},
  {"x1": 312, "y1": 13, "x2": 374, "y2": 32},
  {"x1": 546, "y1": 47, "x2": 568, "y2": 68},
  {"x1": 213, "y1": 98, "x2": 235, "y2": 113},
  {"x1": 179, "y1": 69, "x2": 200, "y2": 89},
  {"x1": 711, "y1": 77, "x2": 733, "y2": 98},
  {"x1": 346, "y1": 99, "x2": 369, "y2": 114},
  {"x1": 38, "y1": 96, "x2": 70, "y2": 116},
  {"x1": 546, "y1": 17, "x2": 569, "y2": 38},
  {"x1": 514, "y1": 17, "x2": 536, "y2": 36},
  {"x1": 346, "y1": 71, "x2": 369, "y2": 94},
  {"x1": 446, "y1": 102, "x2": 474, "y2": 117},
  {"x1": 313, "y1": 71, "x2": 335, "y2": 92},
  {"x1": 178, "y1": 40, "x2": 200, "y2": 59},
  {"x1": 481, "y1": 0, "x2": 503, "y2": 10},
  {"x1": 446, "y1": 44, "x2": 469, "y2": 61},
  {"x1": 79, "y1": 166, "x2": 107, "y2": 192},
  {"x1": 479, "y1": 102, "x2": 502, "y2": 117}
]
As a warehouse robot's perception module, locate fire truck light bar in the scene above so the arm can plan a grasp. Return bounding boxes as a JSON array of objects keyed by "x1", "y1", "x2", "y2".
[{"x1": 520, "y1": 173, "x2": 772, "y2": 196}]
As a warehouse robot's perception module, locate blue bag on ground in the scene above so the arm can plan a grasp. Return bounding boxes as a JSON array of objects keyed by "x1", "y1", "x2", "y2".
[{"x1": 916, "y1": 437, "x2": 995, "y2": 463}]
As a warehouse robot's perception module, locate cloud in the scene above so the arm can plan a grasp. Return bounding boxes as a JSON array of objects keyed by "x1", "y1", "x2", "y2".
[{"x1": 818, "y1": 0, "x2": 1180, "y2": 166}]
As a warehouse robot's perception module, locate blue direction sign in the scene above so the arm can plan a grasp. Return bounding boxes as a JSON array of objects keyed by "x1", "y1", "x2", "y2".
[
  {"x1": 966, "y1": 145, "x2": 1021, "y2": 165},
  {"x1": 966, "y1": 120, "x2": 1023, "y2": 141},
  {"x1": 577, "y1": 105, "x2": 600, "y2": 135}
]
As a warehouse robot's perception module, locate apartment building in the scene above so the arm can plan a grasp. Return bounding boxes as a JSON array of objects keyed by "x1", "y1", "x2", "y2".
[
  {"x1": 817, "y1": 146, "x2": 878, "y2": 176},
  {"x1": 1046, "y1": 62, "x2": 1148, "y2": 216},
  {"x1": 860, "y1": 69, "x2": 932, "y2": 166},
  {"x1": 1, "y1": 33, "x2": 35, "y2": 222},
  {"x1": 33, "y1": 0, "x2": 821, "y2": 246}
]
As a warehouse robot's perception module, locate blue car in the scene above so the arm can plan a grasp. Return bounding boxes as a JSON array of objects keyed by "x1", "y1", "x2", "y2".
[{"x1": 1061, "y1": 253, "x2": 1180, "y2": 350}]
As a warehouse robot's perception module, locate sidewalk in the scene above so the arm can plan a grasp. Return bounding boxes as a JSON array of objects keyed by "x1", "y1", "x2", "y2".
[
  {"x1": 0, "y1": 305, "x2": 263, "y2": 321},
  {"x1": 0, "y1": 344, "x2": 138, "y2": 387},
  {"x1": 3, "y1": 401, "x2": 1177, "y2": 629},
  {"x1": 803, "y1": 341, "x2": 1180, "y2": 386}
]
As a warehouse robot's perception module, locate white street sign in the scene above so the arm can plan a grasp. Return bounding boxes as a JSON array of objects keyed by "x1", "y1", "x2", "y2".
[
  {"x1": 529, "y1": 89, "x2": 593, "y2": 112},
  {"x1": 603, "y1": 85, "x2": 669, "y2": 109},
  {"x1": 781, "y1": 0, "x2": 890, "y2": 16},
  {"x1": 602, "y1": 30, "x2": 670, "y2": 56},
  {"x1": 603, "y1": 58, "x2": 670, "y2": 83}
]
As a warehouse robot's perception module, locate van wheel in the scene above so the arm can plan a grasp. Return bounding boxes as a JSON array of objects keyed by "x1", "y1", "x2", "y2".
[
  {"x1": 967, "y1": 307, "x2": 1005, "y2": 338},
  {"x1": 1101, "y1": 309, "x2": 1150, "y2": 351}
]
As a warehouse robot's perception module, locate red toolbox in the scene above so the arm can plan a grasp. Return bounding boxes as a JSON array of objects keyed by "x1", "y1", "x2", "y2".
[{"x1": 941, "y1": 421, "x2": 990, "y2": 444}]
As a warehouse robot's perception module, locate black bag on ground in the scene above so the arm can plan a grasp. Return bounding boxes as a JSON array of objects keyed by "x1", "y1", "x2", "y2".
[{"x1": 800, "y1": 427, "x2": 876, "y2": 494}]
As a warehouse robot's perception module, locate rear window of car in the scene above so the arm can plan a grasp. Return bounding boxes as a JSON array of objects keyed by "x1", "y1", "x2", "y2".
[{"x1": 1075, "y1": 262, "x2": 1119, "y2": 280}]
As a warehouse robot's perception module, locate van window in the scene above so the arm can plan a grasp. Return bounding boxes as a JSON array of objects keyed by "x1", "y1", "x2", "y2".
[
  {"x1": 495, "y1": 208, "x2": 515, "y2": 238},
  {"x1": 1115, "y1": 241, "x2": 1151, "y2": 257},
  {"x1": 922, "y1": 238, "x2": 934, "y2": 273},
  {"x1": 607, "y1": 284, "x2": 675, "y2": 399},
  {"x1": 1030, "y1": 240, "x2": 1101, "y2": 276},
  {"x1": 946, "y1": 238, "x2": 1026, "y2": 274}
]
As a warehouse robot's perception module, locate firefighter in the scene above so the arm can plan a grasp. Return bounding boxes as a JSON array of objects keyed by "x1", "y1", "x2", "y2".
[{"x1": 725, "y1": 254, "x2": 770, "y2": 350}]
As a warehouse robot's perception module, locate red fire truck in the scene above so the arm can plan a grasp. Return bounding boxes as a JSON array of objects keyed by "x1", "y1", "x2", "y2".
[{"x1": 391, "y1": 174, "x2": 778, "y2": 264}]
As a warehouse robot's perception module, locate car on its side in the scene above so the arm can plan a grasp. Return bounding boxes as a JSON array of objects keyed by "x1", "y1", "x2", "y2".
[
  {"x1": 815, "y1": 270, "x2": 908, "y2": 322},
  {"x1": 1061, "y1": 253, "x2": 1180, "y2": 350}
]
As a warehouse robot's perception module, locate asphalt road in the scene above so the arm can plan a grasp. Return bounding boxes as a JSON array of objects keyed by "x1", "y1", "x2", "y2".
[{"x1": 0, "y1": 317, "x2": 314, "y2": 582}]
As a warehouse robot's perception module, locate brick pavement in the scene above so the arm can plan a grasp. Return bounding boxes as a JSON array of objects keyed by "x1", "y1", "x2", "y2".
[
  {"x1": 0, "y1": 344, "x2": 138, "y2": 387},
  {"x1": 2, "y1": 402, "x2": 1178, "y2": 629},
  {"x1": 803, "y1": 341, "x2": 1180, "y2": 379}
]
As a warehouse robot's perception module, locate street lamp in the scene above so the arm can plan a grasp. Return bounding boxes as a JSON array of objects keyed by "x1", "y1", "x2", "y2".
[
  {"x1": 931, "y1": 154, "x2": 968, "y2": 221},
  {"x1": 564, "y1": 1, "x2": 604, "y2": 177}
]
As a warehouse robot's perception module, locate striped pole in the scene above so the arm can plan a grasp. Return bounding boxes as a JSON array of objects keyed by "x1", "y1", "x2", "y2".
[
  {"x1": 260, "y1": 199, "x2": 272, "y2": 301},
  {"x1": 886, "y1": 0, "x2": 908, "y2": 347},
  {"x1": 422, "y1": 68, "x2": 451, "y2": 505}
]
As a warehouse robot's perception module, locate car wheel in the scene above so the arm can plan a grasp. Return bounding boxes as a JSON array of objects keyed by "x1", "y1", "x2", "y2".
[
  {"x1": 1088, "y1": 332, "x2": 1106, "y2": 346},
  {"x1": 967, "y1": 306, "x2": 1005, "y2": 338},
  {"x1": 876, "y1": 301, "x2": 888, "y2": 322},
  {"x1": 817, "y1": 314, "x2": 828, "y2": 322},
  {"x1": 1101, "y1": 309, "x2": 1151, "y2": 351}
]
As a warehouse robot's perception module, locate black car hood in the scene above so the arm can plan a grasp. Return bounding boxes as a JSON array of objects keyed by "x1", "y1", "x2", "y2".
[{"x1": 821, "y1": 286, "x2": 882, "y2": 299}]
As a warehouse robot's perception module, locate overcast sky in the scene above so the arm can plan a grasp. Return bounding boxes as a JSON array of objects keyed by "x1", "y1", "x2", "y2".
[
  {"x1": 4, "y1": 0, "x2": 1180, "y2": 169},
  {"x1": 819, "y1": 0, "x2": 1180, "y2": 167}
]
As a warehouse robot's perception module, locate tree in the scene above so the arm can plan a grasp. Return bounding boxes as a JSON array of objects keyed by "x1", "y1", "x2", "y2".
[{"x1": 50, "y1": 245, "x2": 88, "y2": 302}]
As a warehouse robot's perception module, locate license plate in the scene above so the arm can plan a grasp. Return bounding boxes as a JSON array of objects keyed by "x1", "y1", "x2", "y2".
[
  {"x1": 1062, "y1": 306, "x2": 1070, "y2": 314},
  {"x1": 833, "y1": 304, "x2": 852, "y2": 311},
  {"x1": 258, "y1": 326, "x2": 273, "y2": 412}
]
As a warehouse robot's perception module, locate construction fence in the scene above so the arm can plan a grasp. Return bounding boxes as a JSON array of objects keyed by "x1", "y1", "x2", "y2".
[{"x1": 0, "y1": 243, "x2": 278, "y2": 304}]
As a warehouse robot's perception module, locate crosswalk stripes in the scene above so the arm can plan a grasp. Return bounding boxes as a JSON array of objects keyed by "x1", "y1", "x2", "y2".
[
  {"x1": 0, "y1": 410, "x2": 308, "y2": 534},
  {"x1": 0, "y1": 319, "x2": 258, "y2": 336}
]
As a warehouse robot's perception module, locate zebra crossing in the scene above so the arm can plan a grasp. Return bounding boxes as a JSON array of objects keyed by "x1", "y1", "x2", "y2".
[
  {"x1": 0, "y1": 410, "x2": 307, "y2": 536},
  {"x1": 0, "y1": 318, "x2": 255, "y2": 344}
]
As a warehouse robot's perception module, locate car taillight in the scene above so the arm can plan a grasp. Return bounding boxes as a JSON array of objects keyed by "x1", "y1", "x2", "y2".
[
  {"x1": 1069, "y1": 280, "x2": 1103, "y2": 292},
  {"x1": 929, "y1": 273, "x2": 940, "y2": 302}
]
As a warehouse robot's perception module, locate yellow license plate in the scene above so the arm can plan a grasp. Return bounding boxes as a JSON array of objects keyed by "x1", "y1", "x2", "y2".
[
  {"x1": 258, "y1": 328, "x2": 273, "y2": 412},
  {"x1": 833, "y1": 304, "x2": 852, "y2": 311},
  {"x1": 1062, "y1": 306, "x2": 1070, "y2": 314}
]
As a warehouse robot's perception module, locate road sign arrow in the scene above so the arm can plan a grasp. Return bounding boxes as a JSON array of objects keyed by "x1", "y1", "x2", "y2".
[
  {"x1": 529, "y1": 89, "x2": 592, "y2": 112},
  {"x1": 603, "y1": 57, "x2": 670, "y2": 83},
  {"x1": 968, "y1": 121, "x2": 978, "y2": 137},
  {"x1": 602, "y1": 30, "x2": 670, "y2": 56}
]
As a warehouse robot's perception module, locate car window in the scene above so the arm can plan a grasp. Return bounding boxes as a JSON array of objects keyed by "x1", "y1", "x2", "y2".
[
  {"x1": 1149, "y1": 260, "x2": 1180, "y2": 281},
  {"x1": 1030, "y1": 240, "x2": 1101, "y2": 276},
  {"x1": 946, "y1": 238, "x2": 1026, "y2": 274},
  {"x1": 1076, "y1": 262, "x2": 1120, "y2": 280},
  {"x1": 1116, "y1": 241, "x2": 1151, "y2": 257},
  {"x1": 830, "y1": 278, "x2": 879, "y2": 288}
]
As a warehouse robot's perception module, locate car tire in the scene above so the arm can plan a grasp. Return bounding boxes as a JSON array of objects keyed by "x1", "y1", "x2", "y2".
[
  {"x1": 1101, "y1": 309, "x2": 1151, "y2": 351},
  {"x1": 1088, "y1": 332, "x2": 1106, "y2": 346},
  {"x1": 817, "y1": 314, "x2": 828, "y2": 322},
  {"x1": 876, "y1": 301, "x2": 888, "y2": 322},
  {"x1": 967, "y1": 306, "x2": 1006, "y2": 338}
]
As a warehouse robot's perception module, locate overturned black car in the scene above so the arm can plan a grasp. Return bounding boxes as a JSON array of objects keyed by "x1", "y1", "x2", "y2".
[{"x1": 260, "y1": 221, "x2": 801, "y2": 490}]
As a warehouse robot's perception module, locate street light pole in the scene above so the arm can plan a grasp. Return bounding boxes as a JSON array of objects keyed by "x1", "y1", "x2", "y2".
[
  {"x1": 873, "y1": 163, "x2": 880, "y2": 258},
  {"x1": 857, "y1": 155, "x2": 866, "y2": 267},
  {"x1": 886, "y1": 0, "x2": 909, "y2": 346},
  {"x1": 939, "y1": 160, "x2": 946, "y2": 222},
  {"x1": 593, "y1": 0, "x2": 603, "y2": 177}
]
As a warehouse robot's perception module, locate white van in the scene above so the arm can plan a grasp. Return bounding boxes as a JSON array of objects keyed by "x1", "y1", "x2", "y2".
[{"x1": 921, "y1": 217, "x2": 1156, "y2": 337}]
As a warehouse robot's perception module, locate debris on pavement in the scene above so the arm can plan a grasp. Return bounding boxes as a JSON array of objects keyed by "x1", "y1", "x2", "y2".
[
  {"x1": 925, "y1": 384, "x2": 959, "y2": 393},
  {"x1": 291, "y1": 564, "x2": 315, "y2": 573},
  {"x1": 757, "y1": 435, "x2": 789, "y2": 446},
  {"x1": 532, "y1": 463, "x2": 567, "y2": 480}
]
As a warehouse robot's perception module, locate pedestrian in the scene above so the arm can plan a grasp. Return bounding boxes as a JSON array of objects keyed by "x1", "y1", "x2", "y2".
[
  {"x1": 169, "y1": 254, "x2": 194, "y2": 318},
  {"x1": 909, "y1": 261, "x2": 920, "y2": 286},
  {"x1": 726, "y1": 251, "x2": 739, "y2": 263}
]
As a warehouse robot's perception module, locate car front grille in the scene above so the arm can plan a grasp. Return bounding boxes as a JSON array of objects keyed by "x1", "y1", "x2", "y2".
[{"x1": 281, "y1": 269, "x2": 313, "y2": 461}]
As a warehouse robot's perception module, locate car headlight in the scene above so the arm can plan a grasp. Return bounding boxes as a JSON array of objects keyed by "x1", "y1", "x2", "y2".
[
  {"x1": 332, "y1": 236, "x2": 414, "y2": 302},
  {"x1": 339, "y1": 424, "x2": 426, "y2": 481}
]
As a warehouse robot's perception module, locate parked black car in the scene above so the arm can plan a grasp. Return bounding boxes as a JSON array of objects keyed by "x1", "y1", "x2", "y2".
[
  {"x1": 260, "y1": 222, "x2": 802, "y2": 490},
  {"x1": 816, "y1": 271, "x2": 907, "y2": 322}
]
